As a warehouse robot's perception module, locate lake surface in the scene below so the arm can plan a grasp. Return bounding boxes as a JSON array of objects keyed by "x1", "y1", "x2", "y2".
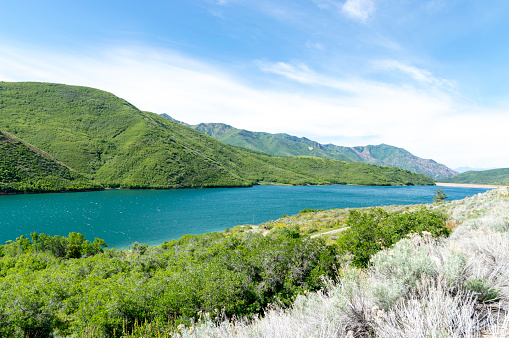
[{"x1": 0, "y1": 185, "x2": 491, "y2": 249}]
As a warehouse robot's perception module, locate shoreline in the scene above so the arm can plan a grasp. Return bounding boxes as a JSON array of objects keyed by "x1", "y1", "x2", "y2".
[{"x1": 436, "y1": 182, "x2": 506, "y2": 189}]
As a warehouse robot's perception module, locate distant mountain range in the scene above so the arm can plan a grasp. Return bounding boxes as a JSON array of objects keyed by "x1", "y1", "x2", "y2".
[
  {"x1": 161, "y1": 114, "x2": 457, "y2": 180},
  {"x1": 0, "y1": 82, "x2": 435, "y2": 193},
  {"x1": 440, "y1": 168, "x2": 509, "y2": 186}
]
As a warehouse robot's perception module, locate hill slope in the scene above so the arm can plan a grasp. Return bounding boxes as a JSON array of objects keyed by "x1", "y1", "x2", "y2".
[
  {"x1": 0, "y1": 82, "x2": 434, "y2": 189},
  {"x1": 440, "y1": 168, "x2": 509, "y2": 186},
  {"x1": 190, "y1": 122, "x2": 456, "y2": 179},
  {"x1": 0, "y1": 130, "x2": 101, "y2": 193}
]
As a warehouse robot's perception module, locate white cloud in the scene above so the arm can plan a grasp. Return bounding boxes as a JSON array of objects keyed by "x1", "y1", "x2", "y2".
[
  {"x1": 341, "y1": 0, "x2": 376, "y2": 23},
  {"x1": 0, "y1": 43, "x2": 507, "y2": 169},
  {"x1": 373, "y1": 59, "x2": 455, "y2": 88},
  {"x1": 208, "y1": 0, "x2": 230, "y2": 5},
  {"x1": 306, "y1": 41, "x2": 324, "y2": 50}
]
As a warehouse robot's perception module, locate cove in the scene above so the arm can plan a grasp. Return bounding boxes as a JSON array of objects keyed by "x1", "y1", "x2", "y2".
[{"x1": 0, "y1": 185, "x2": 491, "y2": 249}]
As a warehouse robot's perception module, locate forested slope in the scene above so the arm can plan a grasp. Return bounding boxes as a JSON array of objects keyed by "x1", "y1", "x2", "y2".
[
  {"x1": 0, "y1": 129, "x2": 101, "y2": 193},
  {"x1": 0, "y1": 82, "x2": 434, "y2": 189},
  {"x1": 440, "y1": 168, "x2": 509, "y2": 186}
]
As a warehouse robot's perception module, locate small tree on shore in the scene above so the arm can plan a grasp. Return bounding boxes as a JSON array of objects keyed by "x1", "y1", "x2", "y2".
[{"x1": 433, "y1": 189, "x2": 448, "y2": 203}]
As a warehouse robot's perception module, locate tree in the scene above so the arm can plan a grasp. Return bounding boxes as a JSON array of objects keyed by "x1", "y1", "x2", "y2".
[{"x1": 433, "y1": 189, "x2": 448, "y2": 203}]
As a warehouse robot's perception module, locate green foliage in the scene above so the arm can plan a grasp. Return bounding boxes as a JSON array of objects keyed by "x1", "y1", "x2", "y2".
[
  {"x1": 0, "y1": 130, "x2": 102, "y2": 193},
  {"x1": 299, "y1": 208, "x2": 324, "y2": 214},
  {"x1": 0, "y1": 82, "x2": 435, "y2": 191},
  {"x1": 465, "y1": 278, "x2": 499, "y2": 303},
  {"x1": 130, "y1": 242, "x2": 148, "y2": 255},
  {"x1": 1, "y1": 232, "x2": 107, "y2": 261},
  {"x1": 0, "y1": 230, "x2": 338, "y2": 337},
  {"x1": 440, "y1": 168, "x2": 509, "y2": 186},
  {"x1": 273, "y1": 226, "x2": 301, "y2": 238},
  {"x1": 433, "y1": 189, "x2": 448, "y2": 203},
  {"x1": 337, "y1": 208, "x2": 449, "y2": 268}
]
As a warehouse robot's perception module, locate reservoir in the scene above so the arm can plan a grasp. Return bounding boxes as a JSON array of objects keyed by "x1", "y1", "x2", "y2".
[{"x1": 0, "y1": 185, "x2": 490, "y2": 249}]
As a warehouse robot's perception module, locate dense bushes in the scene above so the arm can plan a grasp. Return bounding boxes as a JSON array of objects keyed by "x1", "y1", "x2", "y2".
[
  {"x1": 0, "y1": 232, "x2": 108, "y2": 261},
  {"x1": 0, "y1": 231, "x2": 338, "y2": 337},
  {"x1": 337, "y1": 208, "x2": 449, "y2": 267}
]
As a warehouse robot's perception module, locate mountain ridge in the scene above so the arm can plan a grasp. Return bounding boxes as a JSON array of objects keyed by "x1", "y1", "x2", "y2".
[{"x1": 172, "y1": 119, "x2": 457, "y2": 179}]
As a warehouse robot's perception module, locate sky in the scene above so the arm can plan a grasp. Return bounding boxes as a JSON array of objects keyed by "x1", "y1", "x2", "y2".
[{"x1": 0, "y1": 0, "x2": 508, "y2": 169}]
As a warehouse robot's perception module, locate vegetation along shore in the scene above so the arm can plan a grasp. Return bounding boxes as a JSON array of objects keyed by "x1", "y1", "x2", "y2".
[{"x1": 0, "y1": 187, "x2": 508, "y2": 337}]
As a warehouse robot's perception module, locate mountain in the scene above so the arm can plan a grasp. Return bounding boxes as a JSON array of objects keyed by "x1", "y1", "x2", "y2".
[
  {"x1": 193, "y1": 123, "x2": 353, "y2": 161},
  {"x1": 439, "y1": 168, "x2": 509, "y2": 186},
  {"x1": 159, "y1": 113, "x2": 188, "y2": 126},
  {"x1": 454, "y1": 166, "x2": 497, "y2": 173},
  {"x1": 189, "y1": 122, "x2": 457, "y2": 179},
  {"x1": 0, "y1": 82, "x2": 434, "y2": 189},
  {"x1": 0, "y1": 129, "x2": 101, "y2": 193}
]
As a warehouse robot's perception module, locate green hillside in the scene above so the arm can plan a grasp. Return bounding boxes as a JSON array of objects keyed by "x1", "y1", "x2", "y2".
[
  {"x1": 440, "y1": 168, "x2": 509, "y2": 186},
  {"x1": 192, "y1": 122, "x2": 456, "y2": 179},
  {"x1": 0, "y1": 130, "x2": 101, "y2": 193},
  {"x1": 0, "y1": 82, "x2": 434, "y2": 189}
]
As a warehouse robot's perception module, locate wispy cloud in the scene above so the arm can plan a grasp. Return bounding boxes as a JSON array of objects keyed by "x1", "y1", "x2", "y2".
[
  {"x1": 373, "y1": 60, "x2": 455, "y2": 89},
  {"x1": 306, "y1": 41, "x2": 324, "y2": 50},
  {"x1": 341, "y1": 0, "x2": 376, "y2": 23},
  {"x1": 313, "y1": 0, "x2": 376, "y2": 23},
  {"x1": 256, "y1": 60, "x2": 361, "y2": 93},
  {"x1": 207, "y1": 0, "x2": 230, "y2": 5}
]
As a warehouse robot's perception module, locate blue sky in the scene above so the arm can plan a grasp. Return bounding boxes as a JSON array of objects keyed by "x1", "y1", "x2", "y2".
[{"x1": 0, "y1": 0, "x2": 508, "y2": 169}]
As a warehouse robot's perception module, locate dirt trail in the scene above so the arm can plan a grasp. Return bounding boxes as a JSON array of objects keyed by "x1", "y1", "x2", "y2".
[{"x1": 310, "y1": 227, "x2": 349, "y2": 238}]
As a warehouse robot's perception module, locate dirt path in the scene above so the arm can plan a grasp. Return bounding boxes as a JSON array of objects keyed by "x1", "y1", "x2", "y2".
[{"x1": 310, "y1": 227, "x2": 349, "y2": 238}]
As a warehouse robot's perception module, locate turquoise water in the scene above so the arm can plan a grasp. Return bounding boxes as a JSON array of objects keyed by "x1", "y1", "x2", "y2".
[{"x1": 0, "y1": 185, "x2": 491, "y2": 249}]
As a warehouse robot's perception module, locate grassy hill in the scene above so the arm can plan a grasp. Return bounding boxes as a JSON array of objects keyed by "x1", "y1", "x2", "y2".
[
  {"x1": 0, "y1": 130, "x2": 101, "y2": 193},
  {"x1": 0, "y1": 82, "x2": 434, "y2": 189},
  {"x1": 440, "y1": 168, "x2": 509, "y2": 186},
  {"x1": 189, "y1": 121, "x2": 456, "y2": 179}
]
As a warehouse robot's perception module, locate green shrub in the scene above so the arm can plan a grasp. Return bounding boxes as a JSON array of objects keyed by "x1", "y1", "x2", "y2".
[
  {"x1": 465, "y1": 278, "x2": 499, "y2": 303},
  {"x1": 337, "y1": 208, "x2": 449, "y2": 268}
]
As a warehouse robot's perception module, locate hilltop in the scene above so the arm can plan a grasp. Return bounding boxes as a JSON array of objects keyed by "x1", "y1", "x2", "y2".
[
  {"x1": 0, "y1": 129, "x2": 101, "y2": 193},
  {"x1": 0, "y1": 82, "x2": 434, "y2": 190},
  {"x1": 440, "y1": 167, "x2": 509, "y2": 186},
  {"x1": 174, "y1": 119, "x2": 457, "y2": 179}
]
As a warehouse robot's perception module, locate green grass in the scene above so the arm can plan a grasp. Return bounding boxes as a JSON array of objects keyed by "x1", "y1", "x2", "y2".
[{"x1": 0, "y1": 82, "x2": 435, "y2": 190}]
